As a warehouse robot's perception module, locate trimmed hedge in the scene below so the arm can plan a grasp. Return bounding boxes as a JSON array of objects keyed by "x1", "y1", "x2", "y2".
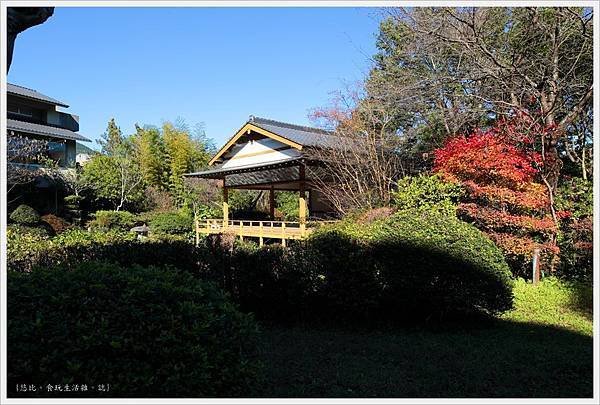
[
  {"x1": 149, "y1": 211, "x2": 193, "y2": 235},
  {"x1": 204, "y1": 210, "x2": 514, "y2": 322},
  {"x1": 7, "y1": 228, "x2": 207, "y2": 274},
  {"x1": 9, "y1": 205, "x2": 40, "y2": 225},
  {"x1": 88, "y1": 210, "x2": 136, "y2": 231},
  {"x1": 7, "y1": 210, "x2": 514, "y2": 323},
  {"x1": 8, "y1": 262, "x2": 260, "y2": 397},
  {"x1": 303, "y1": 210, "x2": 514, "y2": 321}
]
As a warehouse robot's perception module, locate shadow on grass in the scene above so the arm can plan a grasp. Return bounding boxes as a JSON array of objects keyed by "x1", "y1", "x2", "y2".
[{"x1": 253, "y1": 319, "x2": 593, "y2": 398}]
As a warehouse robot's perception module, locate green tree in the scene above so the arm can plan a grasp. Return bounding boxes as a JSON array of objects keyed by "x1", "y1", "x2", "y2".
[
  {"x1": 366, "y1": 7, "x2": 593, "y2": 183},
  {"x1": 162, "y1": 121, "x2": 211, "y2": 204},
  {"x1": 97, "y1": 118, "x2": 124, "y2": 156},
  {"x1": 81, "y1": 143, "x2": 145, "y2": 211},
  {"x1": 133, "y1": 125, "x2": 167, "y2": 189}
]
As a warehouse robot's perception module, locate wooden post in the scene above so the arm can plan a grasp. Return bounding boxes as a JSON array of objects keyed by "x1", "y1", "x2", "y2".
[
  {"x1": 269, "y1": 186, "x2": 275, "y2": 219},
  {"x1": 259, "y1": 221, "x2": 264, "y2": 247},
  {"x1": 299, "y1": 164, "x2": 307, "y2": 235},
  {"x1": 532, "y1": 248, "x2": 541, "y2": 284},
  {"x1": 298, "y1": 192, "x2": 307, "y2": 235},
  {"x1": 222, "y1": 185, "x2": 229, "y2": 229},
  {"x1": 194, "y1": 211, "x2": 199, "y2": 247},
  {"x1": 281, "y1": 222, "x2": 286, "y2": 246}
]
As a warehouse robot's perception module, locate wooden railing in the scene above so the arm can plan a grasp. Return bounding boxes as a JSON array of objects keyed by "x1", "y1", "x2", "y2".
[{"x1": 195, "y1": 218, "x2": 331, "y2": 246}]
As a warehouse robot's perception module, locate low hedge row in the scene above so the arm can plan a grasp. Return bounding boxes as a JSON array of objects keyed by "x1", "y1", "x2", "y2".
[
  {"x1": 8, "y1": 209, "x2": 514, "y2": 323},
  {"x1": 8, "y1": 262, "x2": 260, "y2": 397},
  {"x1": 216, "y1": 210, "x2": 514, "y2": 323},
  {"x1": 7, "y1": 229, "x2": 205, "y2": 274}
]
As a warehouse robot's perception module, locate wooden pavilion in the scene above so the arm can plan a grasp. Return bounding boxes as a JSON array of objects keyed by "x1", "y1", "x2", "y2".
[{"x1": 184, "y1": 116, "x2": 339, "y2": 245}]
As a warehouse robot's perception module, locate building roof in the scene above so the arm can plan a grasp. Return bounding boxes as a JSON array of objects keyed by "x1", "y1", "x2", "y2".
[
  {"x1": 208, "y1": 116, "x2": 345, "y2": 166},
  {"x1": 7, "y1": 118, "x2": 90, "y2": 142},
  {"x1": 249, "y1": 116, "x2": 340, "y2": 148},
  {"x1": 7, "y1": 83, "x2": 69, "y2": 108},
  {"x1": 185, "y1": 156, "x2": 304, "y2": 179}
]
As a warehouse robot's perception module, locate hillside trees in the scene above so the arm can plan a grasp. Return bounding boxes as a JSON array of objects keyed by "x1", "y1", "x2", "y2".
[{"x1": 367, "y1": 7, "x2": 593, "y2": 197}]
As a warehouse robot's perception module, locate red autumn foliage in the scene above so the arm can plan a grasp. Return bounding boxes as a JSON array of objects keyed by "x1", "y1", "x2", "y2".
[
  {"x1": 434, "y1": 115, "x2": 558, "y2": 277},
  {"x1": 433, "y1": 130, "x2": 541, "y2": 189},
  {"x1": 458, "y1": 204, "x2": 556, "y2": 236}
]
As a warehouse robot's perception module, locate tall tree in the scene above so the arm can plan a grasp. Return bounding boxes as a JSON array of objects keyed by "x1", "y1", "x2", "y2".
[
  {"x1": 162, "y1": 121, "x2": 211, "y2": 204},
  {"x1": 434, "y1": 115, "x2": 559, "y2": 276},
  {"x1": 97, "y1": 118, "x2": 124, "y2": 156},
  {"x1": 367, "y1": 7, "x2": 593, "y2": 195},
  {"x1": 133, "y1": 125, "x2": 167, "y2": 189},
  {"x1": 81, "y1": 141, "x2": 145, "y2": 211}
]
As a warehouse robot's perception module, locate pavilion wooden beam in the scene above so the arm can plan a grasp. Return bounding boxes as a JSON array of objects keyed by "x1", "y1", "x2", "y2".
[
  {"x1": 269, "y1": 186, "x2": 275, "y2": 219},
  {"x1": 299, "y1": 164, "x2": 307, "y2": 234},
  {"x1": 222, "y1": 179, "x2": 229, "y2": 229}
]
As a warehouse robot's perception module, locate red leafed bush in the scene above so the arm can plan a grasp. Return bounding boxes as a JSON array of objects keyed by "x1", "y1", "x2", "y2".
[
  {"x1": 434, "y1": 132, "x2": 540, "y2": 189},
  {"x1": 434, "y1": 115, "x2": 558, "y2": 278},
  {"x1": 41, "y1": 214, "x2": 71, "y2": 234}
]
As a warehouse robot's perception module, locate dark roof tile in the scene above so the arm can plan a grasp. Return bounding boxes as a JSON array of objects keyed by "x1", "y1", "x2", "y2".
[
  {"x1": 7, "y1": 83, "x2": 69, "y2": 107},
  {"x1": 7, "y1": 118, "x2": 90, "y2": 142},
  {"x1": 250, "y1": 116, "x2": 340, "y2": 148}
]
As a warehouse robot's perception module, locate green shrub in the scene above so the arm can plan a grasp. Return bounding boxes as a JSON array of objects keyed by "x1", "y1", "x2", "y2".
[
  {"x1": 7, "y1": 224, "x2": 51, "y2": 238},
  {"x1": 9, "y1": 205, "x2": 41, "y2": 225},
  {"x1": 302, "y1": 209, "x2": 514, "y2": 321},
  {"x1": 8, "y1": 262, "x2": 260, "y2": 396},
  {"x1": 6, "y1": 228, "x2": 208, "y2": 273},
  {"x1": 149, "y1": 211, "x2": 193, "y2": 235},
  {"x1": 63, "y1": 194, "x2": 83, "y2": 206},
  {"x1": 555, "y1": 178, "x2": 593, "y2": 281},
  {"x1": 392, "y1": 174, "x2": 462, "y2": 215},
  {"x1": 88, "y1": 210, "x2": 136, "y2": 231}
]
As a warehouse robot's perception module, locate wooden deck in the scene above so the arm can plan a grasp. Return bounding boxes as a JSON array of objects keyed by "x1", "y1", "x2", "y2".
[{"x1": 195, "y1": 218, "x2": 320, "y2": 246}]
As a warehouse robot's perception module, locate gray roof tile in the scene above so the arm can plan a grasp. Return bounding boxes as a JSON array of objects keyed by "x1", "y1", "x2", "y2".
[
  {"x1": 250, "y1": 116, "x2": 341, "y2": 148},
  {"x1": 7, "y1": 83, "x2": 69, "y2": 107},
  {"x1": 7, "y1": 118, "x2": 90, "y2": 142}
]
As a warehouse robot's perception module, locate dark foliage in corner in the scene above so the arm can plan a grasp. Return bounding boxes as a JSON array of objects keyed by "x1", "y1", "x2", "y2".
[{"x1": 8, "y1": 262, "x2": 260, "y2": 397}]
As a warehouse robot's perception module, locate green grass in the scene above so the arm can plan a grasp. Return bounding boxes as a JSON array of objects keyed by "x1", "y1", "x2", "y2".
[
  {"x1": 503, "y1": 277, "x2": 593, "y2": 336},
  {"x1": 252, "y1": 278, "x2": 593, "y2": 398}
]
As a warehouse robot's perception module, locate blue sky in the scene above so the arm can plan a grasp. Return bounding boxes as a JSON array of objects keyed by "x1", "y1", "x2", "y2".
[{"x1": 7, "y1": 7, "x2": 383, "y2": 149}]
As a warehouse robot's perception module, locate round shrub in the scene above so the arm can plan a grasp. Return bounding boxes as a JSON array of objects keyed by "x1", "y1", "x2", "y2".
[
  {"x1": 8, "y1": 262, "x2": 260, "y2": 397},
  {"x1": 149, "y1": 211, "x2": 193, "y2": 235},
  {"x1": 41, "y1": 214, "x2": 71, "y2": 234},
  {"x1": 304, "y1": 209, "x2": 514, "y2": 321},
  {"x1": 9, "y1": 205, "x2": 40, "y2": 225},
  {"x1": 88, "y1": 210, "x2": 136, "y2": 231}
]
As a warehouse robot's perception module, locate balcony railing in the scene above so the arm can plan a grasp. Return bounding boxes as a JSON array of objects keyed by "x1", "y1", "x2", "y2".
[{"x1": 195, "y1": 218, "x2": 334, "y2": 246}]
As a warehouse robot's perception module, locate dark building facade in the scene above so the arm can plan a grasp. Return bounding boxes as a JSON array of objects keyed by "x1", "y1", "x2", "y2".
[{"x1": 7, "y1": 83, "x2": 90, "y2": 168}]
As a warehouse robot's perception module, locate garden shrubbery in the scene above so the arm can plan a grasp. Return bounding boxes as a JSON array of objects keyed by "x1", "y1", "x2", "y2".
[
  {"x1": 88, "y1": 210, "x2": 136, "y2": 231},
  {"x1": 41, "y1": 214, "x2": 71, "y2": 234},
  {"x1": 9, "y1": 204, "x2": 41, "y2": 225},
  {"x1": 149, "y1": 211, "x2": 193, "y2": 235},
  {"x1": 6, "y1": 228, "x2": 206, "y2": 273},
  {"x1": 198, "y1": 209, "x2": 514, "y2": 323},
  {"x1": 7, "y1": 209, "x2": 514, "y2": 323},
  {"x1": 300, "y1": 209, "x2": 514, "y2": 322},
  {"x1": 8, "y1": 262, "x2": 260, "y2": 397}
]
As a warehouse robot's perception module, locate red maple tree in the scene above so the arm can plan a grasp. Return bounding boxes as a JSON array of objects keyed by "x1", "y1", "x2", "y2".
[{"x1": 434, "y1": 115, "x2": 559, "y2": 276}]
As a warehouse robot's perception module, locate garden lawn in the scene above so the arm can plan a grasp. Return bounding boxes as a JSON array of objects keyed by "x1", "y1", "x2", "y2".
[{"x1": 253, "y1": 278, "x2": 593, "y2": 398}]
